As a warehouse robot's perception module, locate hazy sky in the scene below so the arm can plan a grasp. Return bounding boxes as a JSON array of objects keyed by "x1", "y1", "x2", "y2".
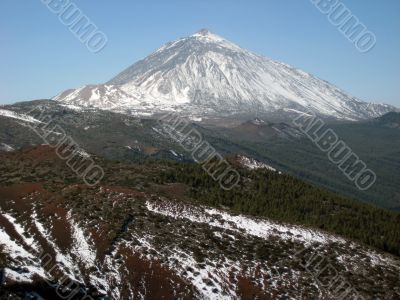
[{"x1": 1, "y1": 0, "x2": 399, "y2": 106}]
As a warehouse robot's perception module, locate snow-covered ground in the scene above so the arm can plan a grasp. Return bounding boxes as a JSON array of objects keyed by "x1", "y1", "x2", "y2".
[
  {"x1": 1, "y1": 192, "x2": 399, "y2": 299},
  {"x1": 0, "y1": 108, "x2": 42, "y2": 124},
  {"x1": 0, "y1": 212, "x2": 48, "y2": 284},
  {"x1": 145, "y1": 200, "x2": 399, "y2": 270},
  {"x1": 2, "y1": 212, "x2": 40, "y2": 251},
  {"x1": 146, "y1": 201, "x2": 346, "y2": 246},
  {"x1": 67, "y1": 211, "x2": 97, "y2": 269},
  {"x1": 238, "y1": 155, "x2": 277, "y2": 172},
  {"x1": 0, "y1": 143, "x2": 15, "y2": 152}
]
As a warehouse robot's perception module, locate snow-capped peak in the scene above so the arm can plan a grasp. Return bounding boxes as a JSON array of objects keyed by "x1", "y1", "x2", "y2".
[
  {"x1": 190, "y1": 28, "x2": 246, "y2": 53},
  {"x1": 192, "y1": 28, "x2": 214, "y2": 37},
  {"x1": 192, "y1": 28, "x2": 225, "y2": 42},
  {"x1": 53, "y1": 30, "x2": 398, "y2": 120}
]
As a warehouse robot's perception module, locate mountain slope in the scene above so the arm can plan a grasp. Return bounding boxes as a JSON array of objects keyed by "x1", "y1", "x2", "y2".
[
  {"x1": 1, "y1": 146, "x2": 400, "y2": 299},
  {"x1": 1, "y1": 101, "x2": 400, "y2": 210},
  {"x1": 53, "y1": 29, "x2": 397, "y2": 120},
  {"x1": 372, "y1": 111, "x2": 400, "y2": 128}
]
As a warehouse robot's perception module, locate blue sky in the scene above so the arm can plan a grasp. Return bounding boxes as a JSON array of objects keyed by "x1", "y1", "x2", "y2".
[{"x1": 1, "y1": 0, "x2": 399, "y2": 106}]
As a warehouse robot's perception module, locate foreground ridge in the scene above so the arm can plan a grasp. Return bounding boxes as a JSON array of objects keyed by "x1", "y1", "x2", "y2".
[{"x1": 0, "y1": 146, "x2": 399, "y2": 299}]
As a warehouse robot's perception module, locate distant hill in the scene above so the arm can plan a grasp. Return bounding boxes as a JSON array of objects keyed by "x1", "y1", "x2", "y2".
[
  {"x1": 373, "y1": 111, "x2": 400, "y2": 128},
  {"x1": 1, "y1": 100, "x2": 400, "y2": 210}
]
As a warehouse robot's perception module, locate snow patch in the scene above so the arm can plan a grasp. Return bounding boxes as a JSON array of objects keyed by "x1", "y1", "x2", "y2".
[
  {"x1": 146, "y1": 201, "x2": 345, "y2": 246},
  {"x1": 0, "y1": 108, "x2": 42, "y2": 124},
  {"x1": 238, "y1": 155, "x2": 277, "y2": 172},
  {"x1": 0, "y1": 143, "x2": 15, "y2": 152},
  {"x1": 2, "y1": 212, "x2": 40, "y2": 251},
  {"x1": 67, "y1": 211, "x2": 97, "y2": 269}
]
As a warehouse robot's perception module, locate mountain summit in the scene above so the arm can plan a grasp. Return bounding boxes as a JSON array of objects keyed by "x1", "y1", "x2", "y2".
[
  {"x1": 195, "y1": 28, "x2": 212, "y2": 36},
  {"x1": 54, "y1": 30, "x2": 397, "y2": 120}
]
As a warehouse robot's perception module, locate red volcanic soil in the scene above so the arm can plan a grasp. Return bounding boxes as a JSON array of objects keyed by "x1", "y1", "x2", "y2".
[
  {"x1": 0, "y1": 145, "x2": 60, "y2": 162},
  {"x1": 118, "y1": 245, "x2": 197, "y2": 299},
  {"x1": 0, "y1": 183, "x2": 45, "y2": 211},
  {"x1": 236, "y1": 276, "x2": 272, "y2": 300}
]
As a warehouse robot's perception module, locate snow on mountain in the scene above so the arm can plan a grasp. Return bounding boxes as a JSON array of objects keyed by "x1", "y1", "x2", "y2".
[
  {"x1": 2, "y1": 146, "x2": 400, "y2": 299},
  {"x1": 2, "y1": 194, "x2": 399, "y2": 299},
  {"x1": 237, "y1": 155, "x2": 277, "y2": 172},
  {"x1": 0, "y1": 108, "x2": 42, "y2": 124},
  {"x1": 53, "y1": 29, "x2": 398, "y2": 120},
  {"x1": 0, "y1": 143, "x2": 15, "y2": 152}
]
